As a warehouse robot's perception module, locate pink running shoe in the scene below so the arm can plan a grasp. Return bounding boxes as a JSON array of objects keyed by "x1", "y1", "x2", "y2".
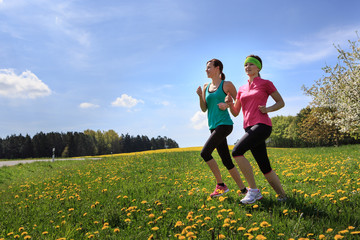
[{"x1": 210, "y1": 184, "x2": 229, "y2": 198}]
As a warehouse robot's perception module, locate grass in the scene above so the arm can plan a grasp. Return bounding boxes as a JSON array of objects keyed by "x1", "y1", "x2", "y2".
[{"x1": 0, "y1": 145, "x2": 359, "y2": 239}]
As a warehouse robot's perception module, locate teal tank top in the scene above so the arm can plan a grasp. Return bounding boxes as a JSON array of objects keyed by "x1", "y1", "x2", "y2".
[{"x1": 205, "y1": 81, "x2": 233, "y2": 130}]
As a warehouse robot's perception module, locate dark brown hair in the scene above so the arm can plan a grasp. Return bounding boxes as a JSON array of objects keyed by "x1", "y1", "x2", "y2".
[{"x1": 207, "y1": 58, "x2": 225, "y2": 80}]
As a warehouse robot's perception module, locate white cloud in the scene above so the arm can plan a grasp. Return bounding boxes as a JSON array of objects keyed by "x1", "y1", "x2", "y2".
[
  {"x1": 0, "y1": 69, "x2": 51, "y2": 99},
  {"x1": 79, "y1": 102, "x2": 99, "y2": 109},
  {"x1": 160, "y1": 101, "x2": 170, "y2": 106},
  {"x1": 266, "y1": 26, "x2": 360, "y2": 69},
  {"x1": 190, "y1": 111, "x2": 207, "y2": 130},
  {"x1": 111, "y1": 94, "x2": 144, "y2": 108}
]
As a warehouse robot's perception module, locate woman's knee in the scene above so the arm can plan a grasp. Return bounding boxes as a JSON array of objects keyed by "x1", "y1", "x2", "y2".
[
  {"x1": 232, "y1": 147, "x2": 245, "y2": 158},
  {"x1": 200, "y1": 150, "x2": 212, "y2": 162},
  {"x1": 222, "y1": 160, "x2": 235, "y2": 170}
]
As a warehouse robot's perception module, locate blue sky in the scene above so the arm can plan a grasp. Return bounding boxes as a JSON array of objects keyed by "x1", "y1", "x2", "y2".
[{"x1": 1, "y1": 0, "x2": 360, "y2": 148}]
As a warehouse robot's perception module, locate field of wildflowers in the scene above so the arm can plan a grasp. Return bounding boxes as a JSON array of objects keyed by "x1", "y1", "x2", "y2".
[{"x1": 0, "y1": 145, "x2": 359, "y2": 239}]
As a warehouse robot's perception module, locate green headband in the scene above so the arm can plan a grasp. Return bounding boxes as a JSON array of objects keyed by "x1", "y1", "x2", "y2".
[{"x1": 244, "y1": 57, "x2": 262, "y2": 70}]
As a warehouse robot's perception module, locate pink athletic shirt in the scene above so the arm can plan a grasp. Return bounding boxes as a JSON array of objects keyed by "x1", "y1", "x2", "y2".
[{"x1": 236, "y1": 77, "x2": 277, "y2": 129}]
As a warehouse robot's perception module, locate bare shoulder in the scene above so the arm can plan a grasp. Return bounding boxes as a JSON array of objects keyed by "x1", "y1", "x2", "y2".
[{"x1": 223, "y1": 81, "x2": 236, "y2": 90}]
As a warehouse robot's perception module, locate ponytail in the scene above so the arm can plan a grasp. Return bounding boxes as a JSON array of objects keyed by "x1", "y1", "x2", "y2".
[{"x1": 220, "y1": 72, "x2": 226, "y2": 80}]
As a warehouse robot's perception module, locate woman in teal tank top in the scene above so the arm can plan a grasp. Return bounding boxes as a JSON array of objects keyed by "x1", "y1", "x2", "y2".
[{"x1": 196, "y1": 59, "x2": 248, "y2": 198}]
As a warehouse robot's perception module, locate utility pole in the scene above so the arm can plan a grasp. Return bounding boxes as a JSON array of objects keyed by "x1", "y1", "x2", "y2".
[{"x1": 52, "y1": 148, "x2": 55, "y2": 162}]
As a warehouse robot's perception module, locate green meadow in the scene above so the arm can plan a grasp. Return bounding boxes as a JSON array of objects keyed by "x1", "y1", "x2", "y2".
[{"x1": 0, "y1": 145, "x2": 359, "y2": 240}]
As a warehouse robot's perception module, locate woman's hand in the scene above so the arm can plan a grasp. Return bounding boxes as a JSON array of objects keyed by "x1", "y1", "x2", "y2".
[
  {"x1": 196, "y1": 86, "x2": 202, "y2": 97},
  {"x1": 225, "y1": 92, "x2": 233, "y2": 105},
  {"x1": 258, "y1": 105, "x2": 268, "y2": 113},
  {"x1": 218, "y1": 102, "x2": 228, "y2": 111}
]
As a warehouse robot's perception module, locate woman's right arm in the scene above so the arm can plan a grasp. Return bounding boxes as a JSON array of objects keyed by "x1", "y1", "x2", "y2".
[{"x1": 197, "y1": 84, "x2": 208, "y2": 112}]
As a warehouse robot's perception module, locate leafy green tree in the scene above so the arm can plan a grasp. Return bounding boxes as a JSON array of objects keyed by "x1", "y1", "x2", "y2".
[
  {"x1": 21, "y1": 134, "x2": 34, "y2": 158},
  {"x1": 84, "y1": 129, "x2": 99, "y2": 155},
  {"x1": 296, "y1": 107, "x2": 345, "y2": 146},
  {"x1": 33, "y1": 132, "x2": 51, "y2": 158},
  {"x1": 303, "y1": 33, "x2": 360, "y2": 138},
  {"x1": 0, "y1": 138, "x2": 3, "y2": 158},
  {"x1": 104, "y1": 130, "x2": 122, "y2": 154}
]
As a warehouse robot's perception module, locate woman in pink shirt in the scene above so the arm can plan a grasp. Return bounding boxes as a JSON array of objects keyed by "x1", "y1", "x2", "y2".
[{"x1": 226, "y1": 55, "x2": 287, "y2": 204}]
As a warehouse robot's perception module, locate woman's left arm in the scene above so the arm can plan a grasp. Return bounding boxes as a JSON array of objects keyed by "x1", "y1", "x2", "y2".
[{"x1": 258, "y1": 91, "x2": 285, "y2": 113}]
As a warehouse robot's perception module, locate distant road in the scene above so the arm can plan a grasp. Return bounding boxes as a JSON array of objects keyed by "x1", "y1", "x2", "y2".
[{"x1": 0, "y1": 158, "x2": 102, "y2": 167}]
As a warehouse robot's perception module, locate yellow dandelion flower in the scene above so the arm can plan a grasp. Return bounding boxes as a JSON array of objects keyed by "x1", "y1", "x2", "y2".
[
  {"x1": 178, "y1": 236, "x2": 186, "y2": 240},
  {"x1": 147, "y1": 234, "x2": 154, "y2": 240},
  {"x1": 253, "y1": 204, "x2": 259, "y2": 208},
  {"x1": 334, "y1": 235, "x2": 344, "y2": 240},
  {"x1": 256, "y1": 235, "x2": 267, "y2": 240},
  {"x1": 148, "y1": 214, "x2": 155, "y2": 218},
  {"x1": 24, "y1": 236, "x2": 31, "y2": 239},
  {"x1": 348, "y1": 226, "x2": 355, "y2": 230},
  {"x1": 7, "y1": 232, "x2": 14, "y2": 236},
  {"x1": 14, "y1": 235, "x2": 20, "y2": 239},
  {"x1": 246, "y1": 213, "x2": 252, "y2": 217},
  {"x1": 178, "y1": 206, "x2": 182, "y2": 209},
  {"x1": 338, "y1": 230, "x2": 349, "y2": 234},
  {"x1": 21, "y1": 232, "x2": 28, "y2": 236},
  {"x1": 204, "y1": 217, "x2": 211, "y2": 221},
  {"x1": 175, "y1": 221, "x2": 184, "y2": 227},
  {"x1": 151, "y1": 227, "x2": 159, "y2": 231},
  {"x1": 319, "y1": 234, "x2": 326, "y2": 239},
  {"x1": 248, "y1": 227, "x2": 259, "y2": 232},
  {"x1": 260, "y1": 221, "x2": 271, "y2": 227},
  {"x1": 340, "y1": 197, "x2": 348, "y2": 201},
  {"x1": 18, "y1": 227, "x2": 24, "y2": 232},
  {"x1": 326, "y1": 228, "x2": 333, "y2": 233},
  {"x1": 350, "y1": 231, "x2": 360, "y2": 235},
  {"x1": 218, "y1": 196, "x2": 227, "y2": 202},
  {"x1": 124, "y1": 218, "x2": 131, "y2": 223},
  {"x1": 42, "y1": 232, "x2": 48, "y2": 235},
  {"x1": 238, "y1": 227, "x2": 246, "y2": 231},
  {"x1": 218, "y1": 234, "x2": 226, "y2": 239}
]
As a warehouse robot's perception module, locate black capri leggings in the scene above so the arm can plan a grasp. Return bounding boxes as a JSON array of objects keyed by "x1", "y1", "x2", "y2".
[
  {"x1": 232, "y1": 123, "x2": 272, "y2": 174},
  {"x1": 200, "y1": 125, "x2": 235, "y2": 170}
]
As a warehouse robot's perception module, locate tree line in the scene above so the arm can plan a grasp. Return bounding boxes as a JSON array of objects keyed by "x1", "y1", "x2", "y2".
[{"x1": 0, "y1": 130, "x2": 179, "y2": 159}]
